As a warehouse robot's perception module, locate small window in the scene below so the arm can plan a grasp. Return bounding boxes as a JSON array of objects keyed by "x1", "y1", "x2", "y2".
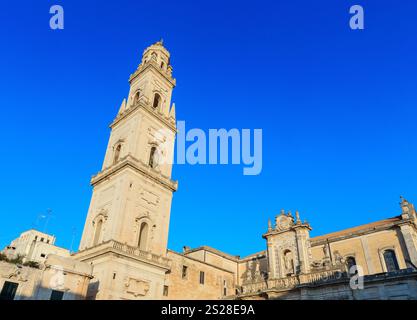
[
  {"x1": 46, "y1": 240, "x2": 50, "y2": 244},
  {"x1": 113, "y1": 273, "x2": 116, "y2": 280},
  {"x1": 384, "y1": 249, "x2": 400, "y2": 272},
  {"x1": 0, "y1": 281, "x2": 18, "y2": 300},
  {"x1": 41, "y1": 238, "x2": 44, "y2": 242},
  {"x1": 114, "y1": 144, "x2": 122, "y2": 164},
  {"x1": 138, "y1": 222, "x2": 149, "y2": 251},
  {"x1": 346, "y1": 256, "x2": 357, "y2": 272},
  {"x1": 149, "y1": 146, "x2": 158, "y2": 168},
  {"x1": 40, "y1": 253, "x2": 46, "y2": 258},
  {"x1": 163, "y1": 285, "x2": 169, "y2": 297},
  {"x1": 161, "y1": 61, "x2": 165, "y2": 69},
  {"x1": 223, "y1": 280, "x2": 227, "y2": 296},
  {"x1": 134, "y1": 91, "x2": 140, "y2": 104},
  {"x1": 182, "y1": 266, "x2": 188, "y2": 279},
  {"x1": 152, "y1": 93, "x2": 161, "y2": 109},
  {"x1": 50, "y1": 290, "x2": 64, "y2": 301},
  {"x1": 93, "y1": 219, "x2": 103, "y2": 246},
  {"x1": 199, "y1": 271, "x2": 205, "y2": 285}
]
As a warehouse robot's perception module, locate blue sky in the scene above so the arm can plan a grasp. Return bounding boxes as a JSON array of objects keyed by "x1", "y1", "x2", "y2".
[{"x1": 0, "y1": 0, "x2": 416, "y2": 257}]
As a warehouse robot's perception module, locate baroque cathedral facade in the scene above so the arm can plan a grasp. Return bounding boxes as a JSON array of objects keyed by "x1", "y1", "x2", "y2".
[{"x1": 1, "y1": 41, "x2": 417, "y2": 300}]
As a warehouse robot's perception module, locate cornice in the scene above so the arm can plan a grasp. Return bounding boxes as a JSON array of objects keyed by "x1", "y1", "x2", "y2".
[
  {"x1": 310, "y1": 219, "x2": 410, "y2": 246},
  {"x1": 90, "y1": 155, "x2": 178, "y2": 192},
  {"x1": 74, "y1": 240, "x2": 171, "y2": 271},
  {"x1": 110, "y1": 99, "x2": 177, "y2": 133},
  {"x1": 262, "y1": 223, "x2": 312, "y2": 239},
  {"x1": 129, "y1": 61, "x2": 176, "y2": 87}
]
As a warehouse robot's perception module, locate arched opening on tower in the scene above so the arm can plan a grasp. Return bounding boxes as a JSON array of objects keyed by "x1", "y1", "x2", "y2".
[
  {"x1": 152, "y1": 93, "x2": 161, "y2": 109},
  {"x1": 114, "y1": 144, "x2": 122, "y2": 163},
  {"x1": 149, "y1": 146, "x2": 158, "y2": 168},
  {"x1": 134, "y1": 91, "x2": 140, "y2": 104},
  {"x1": 93, "y1": 219, "x2": 103, "y2": 246},
  {"x1": 138, "y1": 222, "x2": 149, "y2": 251}
]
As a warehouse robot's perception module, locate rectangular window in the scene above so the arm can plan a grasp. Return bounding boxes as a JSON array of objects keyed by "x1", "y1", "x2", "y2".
[
  {"x1": 50, "y1": 290, "x2": 64, "y2": 300},
  {"x1": 163, "y1": 285, "x2": 169, "y2": 297},
  {"x1": 223, "y1": 280, "x2": 227, "y2": 296},
  {"x1": 182, "y1": 266, "x2": 188, "y2": 279},
  {"x1": 199, "y1": 271, "x2": 205, "y2": 285},
  {"x1": 40, "y1": 253, "x2": 46, "y2": 258},
  {"x1": 0, "y1": 281, "x2": 19, "y2": 300}
]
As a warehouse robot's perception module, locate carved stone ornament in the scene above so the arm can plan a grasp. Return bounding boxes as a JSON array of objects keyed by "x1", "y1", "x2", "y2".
[
  {"x1": 124, "y1": 277, "x2": 150, "y2": 297},
  {"x1": 4, "y1": 266, "x2": 29, "y2": 282},
  {"x1": 275, "y1": 215, "x2": 293, "y2": 231}
]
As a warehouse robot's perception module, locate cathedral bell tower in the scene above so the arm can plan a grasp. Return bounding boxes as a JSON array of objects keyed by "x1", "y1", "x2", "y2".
[{"x1": 75, "y1": 41, "x2": 178, "y2": 300}]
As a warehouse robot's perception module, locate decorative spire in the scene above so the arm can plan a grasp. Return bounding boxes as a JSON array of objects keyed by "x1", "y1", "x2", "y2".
[
  {"x1": 268, "y1": 218, "x2": 272, "y2": 232},
  {"x1": 118, "y1": 98, "x2": 126, "y2": 115},
  {"x1": 400, "y1": 196, "x2": 416, "y2": 219},
  {"x1": 280, "y1": 209, "x2": 285, "y2": 216},
  {"x1": 169, "y1": 103, "x2": 176, "y2": 121},
  {"x1": 295, "y1": 210, "x2": 301, "y2": 224},
  {"x1": 287, "y1": 210, "x2": 293, "y2": 218}
]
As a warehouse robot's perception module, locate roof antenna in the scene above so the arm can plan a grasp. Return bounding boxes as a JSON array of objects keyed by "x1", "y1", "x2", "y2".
[{"x1": 43, "y1": 209, "x2": 53, "y2": 234}]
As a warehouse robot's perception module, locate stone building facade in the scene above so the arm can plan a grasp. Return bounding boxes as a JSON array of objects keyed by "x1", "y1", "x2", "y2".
[{"x1": 1, "y1": 41, "x2": 417, "y2": 300}]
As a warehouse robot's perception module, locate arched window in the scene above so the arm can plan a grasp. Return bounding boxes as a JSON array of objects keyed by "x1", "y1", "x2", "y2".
[
  {"x1": 152, "y1": 93, "x2": 161, "y2": 109},
  {"x1": 160, "y1": 61, "x2": 165, "y2": 69},
  {"x1": 383, "y1": 249, "x2": 399, "y2": 272},
  {"x1": 346, "y1": 256, "x2": 357, "y2": 272},
  {"x1": 93, "y1": 219, "x2": 103, "y2": 246},
  {"x1": 138, "y1": 222, "x2": 149, "y2": 251},
  {"x1": 114, "y1": 144, "x2": 122, "y2": 163},
  {"x1": 149, "y1": 146, "x2": 158, "y2": 168},
  {"x1": 134, "y1": 91, "x2": 140, "y2": 104}
]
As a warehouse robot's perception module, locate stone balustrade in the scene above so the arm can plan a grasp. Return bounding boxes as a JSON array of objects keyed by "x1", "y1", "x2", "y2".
[
  {"x1": 109, "y1": 240, "x2": 171, "y2": 269},
  {"x1": 241, "y1": 268, "x2": 346, "y2": 294}
]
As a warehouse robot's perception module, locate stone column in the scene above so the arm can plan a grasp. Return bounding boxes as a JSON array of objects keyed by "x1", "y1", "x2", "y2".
[{"x1": 399, "y1": 224, "x2": 417, "y2": 267}]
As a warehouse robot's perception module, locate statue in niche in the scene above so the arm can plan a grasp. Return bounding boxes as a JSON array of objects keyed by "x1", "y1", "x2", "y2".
[
  {"x1": 283, "y1": 250, "x2": 295, "y2": 275},
  {"x1": 333, "y1": 250, "x2": 344, "y2": 265}
]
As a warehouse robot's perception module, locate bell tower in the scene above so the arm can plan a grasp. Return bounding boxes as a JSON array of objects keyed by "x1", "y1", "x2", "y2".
[{"x1": 75, "y1": 41, "x2": 178, "y2": 300}]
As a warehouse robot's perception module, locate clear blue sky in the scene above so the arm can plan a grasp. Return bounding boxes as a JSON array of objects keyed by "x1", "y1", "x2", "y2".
[{"x1": 0, "y1": 0, "x2": 416, "y2": 257}]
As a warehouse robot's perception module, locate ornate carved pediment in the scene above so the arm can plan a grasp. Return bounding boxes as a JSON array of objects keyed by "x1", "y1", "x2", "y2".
[
  {"x1": 275, "y1": 214, "x2": 294, "y2": 232},
  {"x1": 124, "y1": 277, "x2": 150, "y2": 297},
  {"x1": 3, "y1": 266, "x2": 29, "y2": 282},
  {"x1": 93, "y1": 208, "x2": 108, "y2": 225}
]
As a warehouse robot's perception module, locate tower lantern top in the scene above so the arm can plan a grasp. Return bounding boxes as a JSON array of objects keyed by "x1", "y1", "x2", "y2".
[
  {"x1": 141, "y1": 40, "x2": 171, "y2": 64},
  {"x1": 130, "y1": 40, "x2": 175, "y2": 86}
]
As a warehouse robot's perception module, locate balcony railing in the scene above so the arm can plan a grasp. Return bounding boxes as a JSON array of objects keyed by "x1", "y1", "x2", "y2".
[
  {"x1": 241, "y1": 268, "x2": 347, "y2": 295},
  {"x1": 110, "y1": 240, "x2": 171, "y2": 269},
  {"x1": 77, "y1": 240, "x2": 171, "y2": 269}
]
